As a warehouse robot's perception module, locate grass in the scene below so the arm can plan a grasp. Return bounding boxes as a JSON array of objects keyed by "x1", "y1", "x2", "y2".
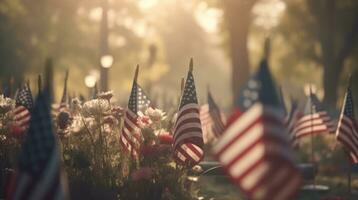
[{"x1": 196, "y1": 174, "x2": 358, "y2": 200}]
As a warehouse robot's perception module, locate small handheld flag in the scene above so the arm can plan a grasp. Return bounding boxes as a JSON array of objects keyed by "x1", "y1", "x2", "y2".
[
  {"x1": 213, "y1": 59, "x2": 302, "y2": 200},
  {"x1": 336, "y1": 78, "x2": 358, "y2": 163},
  {"x1": 120, "y1": 65, "x2": 151, "y2": 156},
  {"x1": 292, "y1": 92, "x2": 335, "y2": 141},
  {"x1": 11, "y1": 84, "x2": 33, "y2": 136},
  {"x1": 173, "y1": 58, "x2": 204, "y2": 167}
]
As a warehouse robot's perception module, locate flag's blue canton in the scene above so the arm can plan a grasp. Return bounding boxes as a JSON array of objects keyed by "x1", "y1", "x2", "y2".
[
  {"x1": 127, "y1": 82, "x2": 151, "y2": 113},
  {"x1": 180, "y1": 71, "x2": 198, "y2": 109},
  {"x1": 302, "y1": 93, "x2": 326, "y2": 114},
  {"x1": 16, "y1": 85, "x2": 33, "y2": 110},
  {"x1": 18, "y1": 92, "x2": 55, "y2": 176},
  {"x1": 208, "y1": 91, "x2": 219, "y2": 110},
  {"x1": 137, "y1": 85, "x2": 151, "y2": 112},
  {"x1": 344, "y1": 85, "x2": 354, "y2": 118},
  {"x1": 3, "y1": 86, "x2": 11, "y2": 98},
  {"x1": 128, "y1": 82, "x2": 138, "y2": 113},
  {"x1": 278, "y1": 87, "x2": 287, "y2": 116},
  {"x1": 236, "y1": 60, "x2": 280, "y2": 111},
  {"x1": 310, "y1": 93, "x2": 324, "y2": 112}
]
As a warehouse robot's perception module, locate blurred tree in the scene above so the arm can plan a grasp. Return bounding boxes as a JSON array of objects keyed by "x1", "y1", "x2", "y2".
[
  {"x1": 278, "y1": 0, "x2": 358, "y2": 108},
  {"x1": 221, "y1": 0, "x2": 258, "y2": 103},
  {"x1": 0, "y1": 0, "x2": 147, "y2": 99}
]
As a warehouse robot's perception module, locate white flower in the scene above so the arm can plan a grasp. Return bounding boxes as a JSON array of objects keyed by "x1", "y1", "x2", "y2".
[
  {"x1": 192, "y1": 165, "x2": 203, "y2": 173},
  {"x1": 85, "y1": 117, "x2": 97, "y2": 130},
  {"x1": 0, "y1": 135, "x2": 6, "y2": 141},
  {"x1": 97, "y1": 91, "x2": 113, "y2": 101},
  {"x1": 71, "y1": 97, "x2": 82, "y2": 106},
  {"x1": 70, "y1": 115, "x2": 85, "y2": 133},
  {"x1": 0, "y1": 95, "x2": 15, "y2": 114},
  {"x1": 82, "y1": 99, "x2": 110, "y2": 117},
  {"x1": 145, "y1": 107, "x2": 166, "y2": 122},
  {"x1": 154, "y1": 128, "x2": 166, "y2": 136}
]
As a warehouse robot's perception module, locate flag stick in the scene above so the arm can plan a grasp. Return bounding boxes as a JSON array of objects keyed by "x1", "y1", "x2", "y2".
[
  {"x1": 134, "y1": 64, "x2": 139, "y2": 83},
  {"x1": 348, "y1": 164, "x2": 352, "y2": 194},
  {"x1": 181, "y1": 77, "x2": 185, "y2": 94},
  {"x1": 38, "y1": 74, "x2": 42, "y2": 93},
  {"x1": 93, "y1": 82, "x2": 98, "y2": 99},
  {"x1": 189, "y1": 57, "x2": 193, "y2": 72},
  {"x1": 309, "y1": 85, "x2": 316, "y2": 188},
  {"x1": 26, "y1": 79, "x2": 32, "y2": 98},
  {"x1": 348, "y1": 75, "x2": 353, "y2": 194},
  {"x1": 9, "y1": 76, "x2": 15, "y2": 98},
  {"x1": 62, "y1": 69, "x2": 69, "y2": 101},
  {"x1": 264, "y1": 36, "x2": 271, "y2": 61}
]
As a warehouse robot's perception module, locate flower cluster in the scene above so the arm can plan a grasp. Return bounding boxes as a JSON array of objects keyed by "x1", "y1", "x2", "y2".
[
  {"x1": 0, "y1": 95, "x2": 16, "y2": 142},
  {"x1": 118, "y1": 107, "x2": 197, "y2": 200},
  {"x1": 0, "y1": 95, "x2": 15, "y2": 114},
  {"x1": 0, "y1": 91, "x2": 197, "y2": 200}
]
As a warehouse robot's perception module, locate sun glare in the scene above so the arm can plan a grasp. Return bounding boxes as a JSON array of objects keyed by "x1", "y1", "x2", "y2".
[
  {"x1": 195, "y1": 2, "x2": 222, "y2": 34},
  {"x1": 253, "y1": 0, "x2": 286, "y2": 30},
  {"x1": 138, "y1": 0, "x2": 159, "y2": 10}
]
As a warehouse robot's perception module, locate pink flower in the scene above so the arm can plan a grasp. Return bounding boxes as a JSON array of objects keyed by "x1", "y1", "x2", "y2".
[
  {"x1": 103, "y1": 115, "x2": 117, "y2": 125},
  {"x1": 159, "y1": 132, "x2": 173, "y2": 144},
  {"x1": 140, "y1": 145, "x2": 158, "y2": 157},
  {"x1": 137, "y1": 115, "x2": 152, "y2": 128},
  {"x1": 111, "y1": 106, "x2": 124, "y2": 119},
  {"x1": 131, "y1": 167, "x2": 153, "y2": 181},
  {"x1": 9, "y1": 123, "x2": 26, "y2": 138}
]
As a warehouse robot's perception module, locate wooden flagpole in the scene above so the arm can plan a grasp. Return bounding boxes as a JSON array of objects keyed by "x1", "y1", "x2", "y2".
[
  {"x1": 347, "y1": 75, "x2": 352, "y2": 194},
  {"x1": 309, "y1": 85, "x2": 316, "y2": 188},
  {"x1": 38, "y1": 74, "x2": 42, "y2": 94},
  {"x1": 348, "y1": 164, "x2": 352, "y2": 194},
  {"x1": 181, "y1": 77, "x2": 185, "y2": 93}
]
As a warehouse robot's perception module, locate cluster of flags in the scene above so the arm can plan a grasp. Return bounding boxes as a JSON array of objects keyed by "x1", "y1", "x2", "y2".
[
  {"x1": 119, "y1": 60, "x2": 205, "y2": 167},
  {"x1": 6, "y1": 90, "x2": 69, "y2": 200},
  {"x1": 3, "y1": 55, "x2": 358, "y2": 200},
  {"x1": 116, "y1": 57, "x2": 358, "y2": 200}
]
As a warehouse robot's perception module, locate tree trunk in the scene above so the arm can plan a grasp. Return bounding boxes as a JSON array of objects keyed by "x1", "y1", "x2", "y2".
[
  {"x1": 318, "y1": 0, "x2": 338, "y2": 107},
  {"x1": 322, "y1": 61, "x2": 340, "y2": 108},
  {"x1": 222, "y1": 0, "x2": 256, "y2": 106},
  {"x1": 309, "y1": 0, "x2": 358, "y2": 108}
]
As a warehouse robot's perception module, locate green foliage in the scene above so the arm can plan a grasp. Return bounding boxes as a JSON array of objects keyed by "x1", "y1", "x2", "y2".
[{"x1": 276, "y1": 0, "x2": 358, "y2": 106}]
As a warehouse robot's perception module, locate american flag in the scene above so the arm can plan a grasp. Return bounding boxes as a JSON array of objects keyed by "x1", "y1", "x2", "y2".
[
  {"x1": 13, "y1": 84, "x2": 33, "y2": 133},
  {"x1": 200, "y1": 91, "x2": 226, "y2": 143},
  {"x1": 120, "y1": 66, "x2": 151, "y2": 156},
  {"x1": 285, "y1": 100, "x2": 303, "y2": 145},
  {"x1": 51, "y1": 71, "x2": 69, "y2": 119},
  {"x1": 200, "y1": 104, "x2": 211, "y2": 142},
  {"x1": 207, "y1": 91, "x2": 226, "y2": 137},
  {"x1": 292, "y1": 92, "x2": 335, "y2": 141},
  {"x1": 6, "y1": 91, "x2": 69, "y2": 200},
  {"x1": 213, "y1": 60, "x2": 302, "y2": 200},
  {"x1": 173, "y1": 60, "x2": 204, "y2": 167},
  {"x1": 278, "y1": 86, "x2": 287, "y2": 116},
  {"x1": 336, "y1": 82, "x2": 358, "y2": 163}
]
